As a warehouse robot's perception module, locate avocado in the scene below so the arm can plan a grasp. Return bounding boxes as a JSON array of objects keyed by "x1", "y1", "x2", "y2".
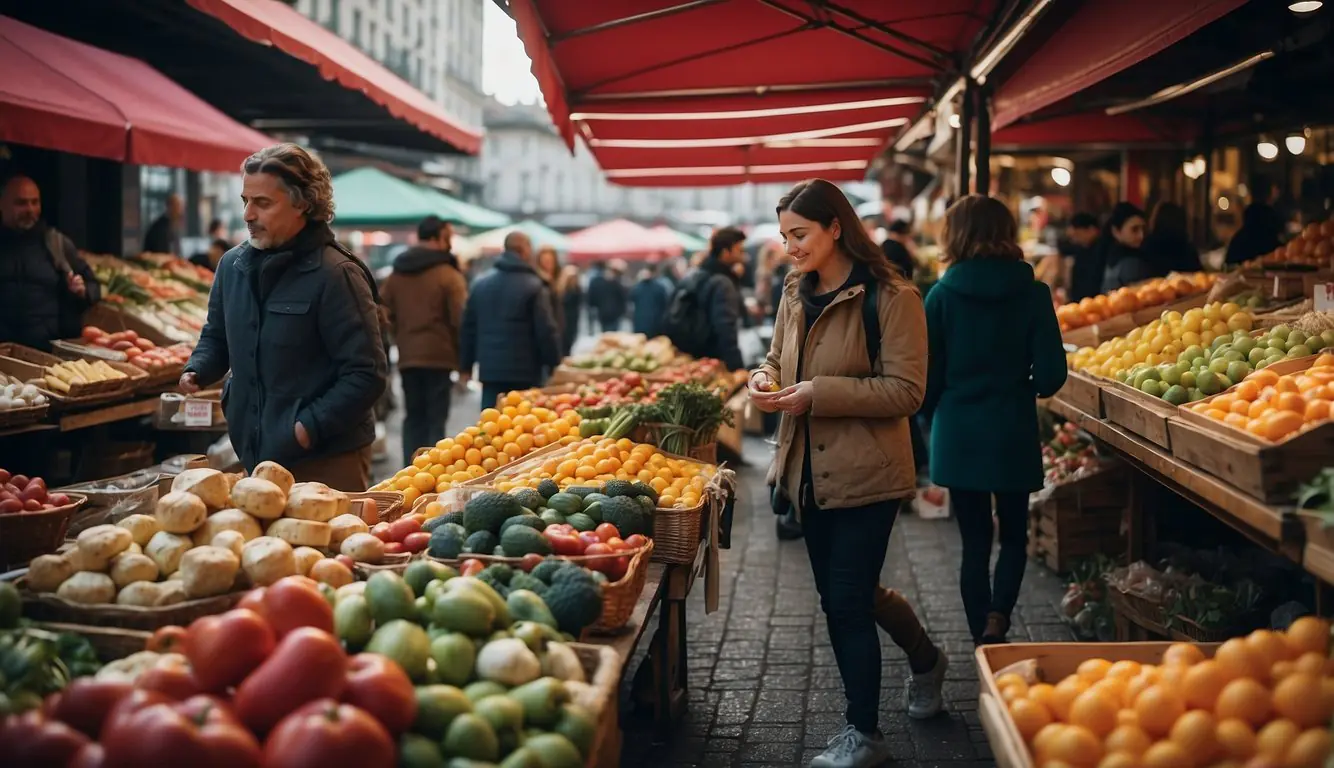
[
  {"x1": 545, "y1": 493, "x2": 584, "y2": 515},
  {"x1": 602, "y1": 479, "x2": 634, "y2": 498},
  {"x1": 544, "y1": 579, "x2": 604, "y2": 636},
  {"x1": 508, "y1": 487, "x2": 546, "y2": 511},
  {"x1": 582, "y1": 492, "x2": 609, "y2": 506},
  {"x1": 365, "y1": 570, "x2": 417, "y2": 625},
  {"x1": 506, "y1": 589, "x2": 558, "y2": 629},
  {"x1": 565, "y1": 512, "x2": 596, "y2": 533},
  {"x1": 499, "y1": 514, "x2": 545, "y2": 537},
  {"x1": 601, "y1": 495, "x2": 651, "y2": 537},
  {"x1": 508, "y1": 573, "x2": 548, "y2": 597},
  {"x1": 536, "y1": 478, "x2": 560, "y2": 499},
  {"x1": 630, "y1": 481, "x2": 659, "y2": 503},
  {"x1": 501, "y1": 526, "x2": 553, "y2": 557},
  {"x1": 429, "y1": 526, "x2": 467, "y2": 559},
  {"x1": 539, "y1": 509, "x2": 567, "y2": 527},
  {"x1": 463, "y1": 491, "x2": 524, "y2": 534},
  {"x1": 405, "y1": 559, "x2": 455, "y2": 596},
  {"x1": 465, "y1": 529, "x2": 499, "y2": 555},
  {"x1": 564, "y1": 486, "x2": 598, "y2": 498},
  {"x1": 580, "y1": 501, "x2": 602, "y2": 523}
]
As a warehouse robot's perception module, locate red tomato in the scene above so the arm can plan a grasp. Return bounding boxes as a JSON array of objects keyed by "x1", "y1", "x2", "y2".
[
  {"x1": 519, "y1": 553, "x2": 545, "y2": 573},
  {"x1": 22, "y1": 499, "x2": 41, "y2": 511},
  {"x1": 382, "y1": 541, "x2": 406, "y2": 555},
  {"x1": 341, "y1": 654, "x2": 416, "y2": 735},
  {"x1": 44, "y1": 679, "x2": 133, "y2": 738},
  {"x1": 385, "y1": 518, "x2": 420, "y2": 543},
  {"x1": 100, "y1": 689, "x2": 173, "y2": 737},
  {"x1": 576, "y1": 531, "x2": 601, "y2": 551},
  {"x1": 623, "y1": 534, "x2": 649, "y2": 549},
  {"x1": 136, "y1": 655, "x2": 204, "y2": 701},
  {"x1": 236, "y1": 586, "x2": 267, "y2": 615},
  {"x1": 370, "y1": 522, "x2": 392, "y2": 541},
  {"x1": 263, "y1": 700, "x2": 394, "y2": 768},
  {"x1": 402, "y1": 532, "x2": 430, "y2": 553},
  {"x1": 0, "y1": 711, "x2": 90, "y2": 768},
  {"x1": 545, "y1": 529, "x2": 583, "y2": 556},
  {"x1": 183, "y1": 609, "x2": 276, "y2": 692},
  {"x1": 233, "y1": 628, "x2": 347, "y2": 735},
  {"x1": 594, "y1": 523, "x2": 620, "y2": 542},
  {"x1": 0, "y1": 469, "x2": 9, "y2": 484},
  {"x1": 10, "y1": 474, "x2": 28, "y2": 489},
  {"x1": 605, "y1": 537, "x2": 626, "y2": 551},
  {"x1": 147, "y1": 625, "x2": 188, "y2": 654},
  {"x1": 102, "y1": 696, "x2": 261, "y2": 768},
  {"x1": 459, "y1": 559, "x2": 485, "y2": 577},
  {"x1": 334, "y1": 554, "x2": 357, "y2": 571},
  {"x1": 605, "y1": 555, "x2": 630, "y2": 582},
  {"x1": 260, "y1": 576, "x2": 335, "y2": 639}
]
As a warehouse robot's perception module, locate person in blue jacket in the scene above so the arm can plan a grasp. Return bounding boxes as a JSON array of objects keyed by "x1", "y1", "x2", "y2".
[{"x1": 922, "y1": 195, "x2": 1068, "y2": 644}]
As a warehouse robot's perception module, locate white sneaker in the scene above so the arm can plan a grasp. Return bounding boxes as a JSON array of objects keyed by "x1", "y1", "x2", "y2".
[
  {"x1": 905, "y1": 650, "x2": 948, "y2": 719},
  {"x1": 809, "y1": 724, "x2": 889, "y2": 768}
]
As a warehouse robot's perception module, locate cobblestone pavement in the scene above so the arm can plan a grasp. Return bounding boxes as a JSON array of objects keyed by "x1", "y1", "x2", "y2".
[{"x1": 372, "y1": 380, "x2": 1071, "y2": 767}]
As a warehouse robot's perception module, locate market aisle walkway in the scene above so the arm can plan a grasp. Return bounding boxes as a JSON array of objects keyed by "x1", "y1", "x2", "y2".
[{"x1": 372, "y1": 382, "x2": 1071, "y2": 767}]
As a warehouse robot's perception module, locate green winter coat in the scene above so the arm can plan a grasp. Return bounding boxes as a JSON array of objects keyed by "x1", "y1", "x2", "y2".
[{"x1": 922, "y1": 259, "x2": 1067, "y2": 493}]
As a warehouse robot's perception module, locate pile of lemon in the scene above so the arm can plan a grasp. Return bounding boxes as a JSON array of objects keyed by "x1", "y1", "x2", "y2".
[
  {"x1": 495, "y1": 436, "x2": 714, "y2": 509},
  {"x1": 371, "y1": 391, "x2": 583, "y2": 505},
  {"x1": 1003, "y1": 617, "x2": 1333, "y2": 768},
  {"x1": 1070, "y1": 302, "x2": 1256, "y2": 380}
]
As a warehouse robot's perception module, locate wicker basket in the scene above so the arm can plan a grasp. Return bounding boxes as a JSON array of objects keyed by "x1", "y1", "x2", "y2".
[
  {"x1": 36, "y1": 622, "x2": 151, "y2": 662},
  {"x1": 0, "y1": 493, "x2": 87, "y2": 570},
  {"x1": 348, "y1": 491, "x2": 405, "y2": 523},
  {"x1": 353, "y1": 552, "x2": 416, "y2": 576},
  {"x1": 0, "y1": 400, "x2": 49, "y2": 429},
  {"x1": 634, "y1": 422, "x2": 720, "y2": 464},
  {"x1": 18, "y1": 587, "x2": 245, "y2": 631},
  {"x1": 568, "y1": 642, "x2": 623, "y2": 767},
  {"x1": 651, "y1": 501, "x2": 704, "y2": 564},
  {"x1": 1107, "y1": 586, "x2": 1170, "y2": 637}
]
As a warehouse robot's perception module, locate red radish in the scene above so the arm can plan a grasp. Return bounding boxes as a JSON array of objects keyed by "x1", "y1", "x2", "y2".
[{"x1": 402, "y1": 532, "x2": 430, "y2": 553}]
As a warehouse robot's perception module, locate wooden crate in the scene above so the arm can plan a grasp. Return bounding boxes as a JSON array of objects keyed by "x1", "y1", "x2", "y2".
[
  {"x1": 1053, "y1": 370, "x2": 1104, "y2": 417},
  {"x1": 1100, "y1": 379, "x2": 1178, "y2": 449},
  {"x1": 1061, "y1": 312, "x2": 1137, "y2": 350},
  {"x1": 154, "y1": 391, "x2": 226, "y2": 430},
  {"x1": 1028, "y1": 465, "x2": 1128, "y2": 572},
  {"x1": 1167, "y1": 357, "x2": 1334, "y2": 502},
  {"x1": 1298, "y1": 510, "x2": 1334, "y2": 585},
  {"x1": 82, "y1": 303, "x2": 177, "y2": 346},
  {"x1": 977, "y1": 642, "x2": 1219, "y2": 768}
]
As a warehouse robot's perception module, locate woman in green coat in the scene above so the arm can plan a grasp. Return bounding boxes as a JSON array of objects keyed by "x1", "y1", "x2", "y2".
[{"x1": 922, "y1": 196, "x2": 1068, "y2": 644}]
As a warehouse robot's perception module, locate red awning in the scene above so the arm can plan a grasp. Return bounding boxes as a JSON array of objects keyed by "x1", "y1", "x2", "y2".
[
  {"x1": 511, "y1": 0, "x2": 996, "y2": 186},
  {"x1": 186, "y1": 0, "x2": 482, "y2": 155},
  {"x1": 0, "y1": 16, "x2": 272, "y2": 171},
  {"x1": 990, "y1": 113, "x2": 1197, "y2": 149},
  {"x1": 991, "y1": 0, "x2": 1247, "y2": 130},
  {"x1": 566, "y1": 219, "x2": 684, "y2": 263}
]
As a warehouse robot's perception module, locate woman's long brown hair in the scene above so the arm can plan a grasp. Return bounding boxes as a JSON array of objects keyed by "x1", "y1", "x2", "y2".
[
  {"x1": 940, "y1": 194, "x2": 1024, "y2": 263},
  {"x1": 776, "y1": 179, "x2": 902, "y2": 285}
]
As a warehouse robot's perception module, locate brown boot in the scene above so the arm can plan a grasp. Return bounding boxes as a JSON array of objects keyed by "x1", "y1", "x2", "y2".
[{"x1": 981, "y1": 612, "x2": 1010, "y2": 645}]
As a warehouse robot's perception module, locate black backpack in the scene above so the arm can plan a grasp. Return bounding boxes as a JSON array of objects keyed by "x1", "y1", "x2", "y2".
[{"x1": 660, "y1": 271, "x2": 719, "y2": 357}]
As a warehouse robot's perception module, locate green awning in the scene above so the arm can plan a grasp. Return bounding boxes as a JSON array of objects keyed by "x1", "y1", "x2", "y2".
[
  {"x1": 468, "y1": 220, "x2": 570, "y2": 253},
  {"x1": 651, "y1": 225, "x2": 708, "y2": 252},
  {"x1": 331, "y1": 167, "x2": 511, "y2": 229}
]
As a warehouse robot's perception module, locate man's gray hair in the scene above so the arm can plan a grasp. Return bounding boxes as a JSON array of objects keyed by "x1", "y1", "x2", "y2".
[
  {"x1": 503, "y1": 231, "x2": 531, "y2": 252},
  {"x1": 241, "y1": 143, "x2": 336, "y2": 223}
]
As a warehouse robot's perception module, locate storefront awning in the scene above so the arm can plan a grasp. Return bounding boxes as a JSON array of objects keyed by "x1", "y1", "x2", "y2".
[
  {"x1": 0, "y1": 16, "x2": 271, "y2": 171},
  {"x1": 990, "y1": 113, "x2": 1196, "y2": 151},
  {"x1": 565, "y1": 219, "x2": 684, "y2": 263},
  {"x1": 331, "y1": 167, "x2": 510, "y2": 230},
  {"x1": 511, "y1": 0, "x2": 996, "y2": 186},
  {"x1": 991, "y1": 0, "x2": 1247, "y2": 130}
]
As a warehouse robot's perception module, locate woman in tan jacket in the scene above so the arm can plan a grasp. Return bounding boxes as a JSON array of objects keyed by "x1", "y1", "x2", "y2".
[{"x1": 749, "y1": 180, "x2": 944, "y2": 768}]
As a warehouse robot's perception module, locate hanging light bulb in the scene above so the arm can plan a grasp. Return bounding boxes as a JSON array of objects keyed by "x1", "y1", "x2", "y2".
[
  {"x1": 1182, "y1": 156, "x2": 1206, "y2": 179},
  {"x1": 1289, "y1": 1, "x2": 1322, "y2": 14},
  {"x1": 1256, "y1": 140, "x2": 1279, "y2": 160},
  {"x1": 1218, "y1": 197, "x2": 1231, "y2": 211},
  {"x1": 948, "y1": 113, "x2": 961, "y2": 129},
  {"x1": 1050, "y1": 167, "x2": 1072, "y2": 187},
  {"x1": 1192, "y1": 157, "x2": 1207, "y2": 177},
  {"x1": 1286, "y1": 133, "x2": 1308, "y2": 155}
]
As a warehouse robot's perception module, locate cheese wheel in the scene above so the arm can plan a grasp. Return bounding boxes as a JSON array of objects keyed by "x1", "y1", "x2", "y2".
[{"x1": 265, "y1": 518, "x2": 332, "y2": 548}]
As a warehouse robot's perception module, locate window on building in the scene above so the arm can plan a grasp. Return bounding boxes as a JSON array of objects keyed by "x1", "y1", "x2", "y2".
[
  {"x1": 351, "y1": 8, "x2": 362, "y2": 46},
  {"x1": 521, "y1": 171, "x2": 532, "y2": 201},
  {"x1": 385, "y1": 0, "x2": 393, "y2": 21},
  {"x1": 328, "y1": 0, "x2": 340, "y2": 32}
]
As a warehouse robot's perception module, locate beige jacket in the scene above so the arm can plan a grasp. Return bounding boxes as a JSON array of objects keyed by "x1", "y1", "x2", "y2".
[
  {"x1": 380, "y1": 261, "x2": 467, "y2": 371},
  {"x1": 760, "y1": 270, "x2": 927, "y2": 512}
]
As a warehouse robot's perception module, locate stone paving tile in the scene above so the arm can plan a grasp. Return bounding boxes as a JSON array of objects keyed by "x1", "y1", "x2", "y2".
[{"x1": 619, "y1": 437, "x2": 1072, "y2": 767}]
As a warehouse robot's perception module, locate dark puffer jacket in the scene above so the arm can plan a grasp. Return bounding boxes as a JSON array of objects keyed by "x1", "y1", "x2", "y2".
[
  {"x1": 185, "y1": 222, "x2": 388, "y2": 471},
  {"x1": 0, "y1": 223, "x2": 100, "y2": 351},
  {"x1": 460, "y1": 252, "x2": 562, "y2": 385}
]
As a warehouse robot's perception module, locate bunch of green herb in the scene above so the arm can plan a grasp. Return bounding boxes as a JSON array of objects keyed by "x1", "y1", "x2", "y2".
[
  {"x1": 1297, "y1": 467, "x2": 1334, "y2": 518},
  {"x1": 1166, "y1": 579, "x2": 1263, "y2": 632},
  {"x1": 636, "y1": 382, "x2": 733, "y2": 455},
  {"x1": 0, "y1": 626, "x2": 100, "y2": 715}
]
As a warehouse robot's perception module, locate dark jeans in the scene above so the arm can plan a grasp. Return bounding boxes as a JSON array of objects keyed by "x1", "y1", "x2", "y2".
[
  {"x1": 803, "y1": 498, "x2": 899, "y2": 733},
  {"x1": 481, "y1": 381, "x2": 536, "y2": 413},
  {"x1": 951, "y1": 489, "x2": 1028, "y2": 640},
  {"x1": 400, "y1": 368, "x2": 453, "y2": 467}
]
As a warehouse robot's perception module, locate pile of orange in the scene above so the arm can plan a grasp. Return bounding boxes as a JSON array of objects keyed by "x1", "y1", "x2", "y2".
[
  {"x1": 1057, "y1": 274, "x2": 1217, "y2": 331},
  {"x1": 1189, "y1": 354, "x2": 1334, "y2": 441},
  {"x1": 1003, "y1": 617, "x2": 1334, "y2": 768},
  {"x1": 371, "y1": 391, "x2": 583, "y2": 504},
  {"x1": 495, "y1": 437, "x2": 714, "y2": 509},
  {"x1": 1245, "y1": 219, "x2": 1334, "y2": 270}
]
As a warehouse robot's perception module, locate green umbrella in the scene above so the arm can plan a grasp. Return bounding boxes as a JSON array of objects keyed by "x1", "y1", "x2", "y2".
[
  {"x1": 419, "y1": 186, "x2": 512, "y2": 230},
  {"x1": 469, "y1": 220, "x2": 569, "y2": 253},
  {"x1": 651, "y1": 225, "x2": 708, "y2": 252},
  {"x1": 331, "y1": 167, "x2": 511, "y2": 230}
]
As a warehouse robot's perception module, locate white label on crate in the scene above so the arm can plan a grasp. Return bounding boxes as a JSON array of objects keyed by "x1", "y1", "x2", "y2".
[
  {"x1": 1273, "y1": 274, "x2": 1282, "y2": 298},
  {"x1": 182, "y1": 400, "x2": 213, "y2": 427},
  {"x1": 1316, "y1": 283, "x2": 1334, "y2": 312}
]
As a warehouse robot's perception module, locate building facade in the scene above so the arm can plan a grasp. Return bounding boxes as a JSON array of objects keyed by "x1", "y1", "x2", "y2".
[
  {"x1": 293, "y1": 0, "x2": 486, "y2": 197},
  {"x1": 480, "y1": 100, "x2": 796, "y2": 232}
]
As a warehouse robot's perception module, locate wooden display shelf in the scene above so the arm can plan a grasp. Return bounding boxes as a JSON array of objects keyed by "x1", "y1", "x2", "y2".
[
  {"x1": 58, "y1": 397, "x2": 160, "y2": 431},
  {"x1": 1100, "y1": 379, "x2": 1177, "y2": 450},
  {"x1": 1054, "y1": 371, "x2": 1104, "y2": 418}
]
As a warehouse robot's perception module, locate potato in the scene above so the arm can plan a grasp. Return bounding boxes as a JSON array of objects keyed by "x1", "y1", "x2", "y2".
[
  {"x1": 328, "y1": 514, "x2": 370, "y2": 549},
  {"x1": 109, "y1": 552, "x2": 159, "y2": 588},
  {"x1": 252, "y1": 461, "x2": 295, "y2": 496},
  {"x1": 266, "y1": 518, "x2": 331, "y2": 548},
  {"x1": 56, "y1": 572, "x2": 116, "y2": 604},
  {"x1": 340, "y1": 532, "x2": 385, "y2": 564},
  {"x1": 240, "y1": 536, "x2": 296, "y2": 587},
  {"x1": 116, "y1": 581, "x2": 166, "y2": 607},
  {"x1": 171, "y1": 468, "x2": 231, "y2": 509},
  {"x1": 125, "y1": 542, "x2": 143, "y2": 556},
  {"x1": 210, "y1": 529, "x2": 247, "y2": 558},
  {"x1": 145, "y1": 531, "x2": 192, "y2": 576},
  {"x1": 155, "y1": 580, "x2": 187, "y2": 606},
  {"x1": 292, "y1": 546, "x2": 324, "y2": 576},
  {"x1": 284, "y1": 483, "x2": 343, "y2": 523},
  {"x1": 179, "y1": 546, "x2": 240, "y2": 599},
  {"x1": 76, "y1": 525, "x2": 133, "y2": 570},
  {"x1": 116, "y1": 514, "x2": 160, "y2": 546},
  {"x1": 193, "y1": 509, "x2": 262, "y2": 546},
  {"x1": 308, "y1": 559, "x2": 354, "y2": 588},
  {"x1": 27, "y1": 554, "x2": 74, "y2": 592},
  {"x1": 231, "y1": 477, "x2": 286, "y2": 520},
  {"x1": 156, "y1": 491, "x2": 208, "y2": 534}
]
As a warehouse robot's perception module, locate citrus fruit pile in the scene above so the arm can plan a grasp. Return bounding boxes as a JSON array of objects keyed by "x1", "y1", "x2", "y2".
[
  {"x1": 1188, "y1": 354, "x2": 1334, "y2": 441},
  {"x1": 1070, "y1": 302, "x2": 1256, "y2": 381},
  {"x1": 1002, "y1": 617, "x2": 1334, "y2": 768},
  {"x1": 1057, "y1": 273, "x2": 1216, "y2": 331},
  {"x1": 371, "y1": 391, "x2": 583, "y2": 504},
  {"x1": 493, "y1": 437, "x2": 714, "y2": 510}
]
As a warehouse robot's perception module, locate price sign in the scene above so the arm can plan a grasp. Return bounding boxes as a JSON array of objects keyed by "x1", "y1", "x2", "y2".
[
  {"x1": 182, "y1": 399, "x2": 213, "y2": 427},
  {"x1": 1316, "y1": 283, "x2": 1334, "y2": 313}
]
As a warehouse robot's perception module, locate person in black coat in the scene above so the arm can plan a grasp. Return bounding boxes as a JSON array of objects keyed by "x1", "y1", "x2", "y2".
[
  {"x1": 1098, "y1": 202, "x2": 1151, "y2": 292},
  {"x1": 182, "y1": 144, "x2": 387, "y2": 491},
  {"x1": 558, "y1": 265, "x2": 583, "y2": 356},
  {"x1": 630, "y1": 264, "x2": 671, "y2": 336},
  {"x1": 586, "y1": 262, "x2": 628, "y2": 333},
  {"x1": 1226, "y1": 202, "x2": 1283, "y2": 265},
  {"x1": 0, "y1": 174, "x2": 101, "y2": 351},
  {"x1": 880, "y1": 220, "x2": 918, "y2": 280},
  {"x1": 459, "y1": 231, "x2": 562, "y2": 410},
  {"x1": 143, "y1": 194, "x2": 183, "y2": 256},
  {"x1": 1063, "y1": 212, "x2": 1103, "y2": 302},
  {"x1": 669, "y1": 227, "x2": 746, "y2": 370},
  {"x1": 1142, "y1": 201, "x2": 1201, "y2": 274}
]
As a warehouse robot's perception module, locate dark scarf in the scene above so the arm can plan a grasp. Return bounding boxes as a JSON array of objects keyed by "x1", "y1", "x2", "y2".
[
  {"x1": 797, "y1": 261, "x2": 872, "y2": 316},
  {"x1": 248, "y1": 221, "x2": 336, "y2": 302}
]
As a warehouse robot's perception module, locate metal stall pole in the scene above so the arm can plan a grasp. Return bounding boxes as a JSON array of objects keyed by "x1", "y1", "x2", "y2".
[
  {"x1": 956, "y1": 79, "x2": 975, "y2": 200},
  {"x1": 974, "y1": 84, "x2": 992, "y2": 197}
]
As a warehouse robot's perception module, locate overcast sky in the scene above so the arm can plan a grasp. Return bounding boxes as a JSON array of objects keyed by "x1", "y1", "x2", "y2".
[{"x1": 482, "y1": 2, "x2": 543, "y2": 105}]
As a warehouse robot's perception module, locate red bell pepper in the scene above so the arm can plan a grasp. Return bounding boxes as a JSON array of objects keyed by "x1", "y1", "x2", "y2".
[
  {"x1": 136, "y1": 653, "x2": 204, "y2": 700},
  {"x1": 232, "y1": 627, "x2": 347, "y2": 735},
  {"x1": 262, "y1": 700, "x2": 394, "y2": 768},
  {"x1": 238, "y1": 576, "x2": 334, "y2": 639},
  {"x1": 43, "y1": 679, "x2": 133, "y2": 738},
  {"x1": 341, "y1": 654, "x2": 417, "y2": 736},
  {"x1": 594, "y1": 523, "x2": 620, "y2": 543},
  {"x1": 576, "y1": 531, "x2": 601, "y2": 551},
  {"x1": 101, "y1": 696, "x2": 261, "y2": 768},
  {"x1": 183, "y1": 608, "x2": 276, "y2": 692},
  {"x1": 0, "y1": 710, "x2": 90, "y2": 768}
]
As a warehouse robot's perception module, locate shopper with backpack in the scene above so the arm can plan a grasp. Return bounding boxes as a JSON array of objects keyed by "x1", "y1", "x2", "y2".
[
  {"x1": 748, "y1": 179, "x2": 944, "y2": 768},
  {"x1": 660, "y1": 227, "x2": 747, "y2": 370}
]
